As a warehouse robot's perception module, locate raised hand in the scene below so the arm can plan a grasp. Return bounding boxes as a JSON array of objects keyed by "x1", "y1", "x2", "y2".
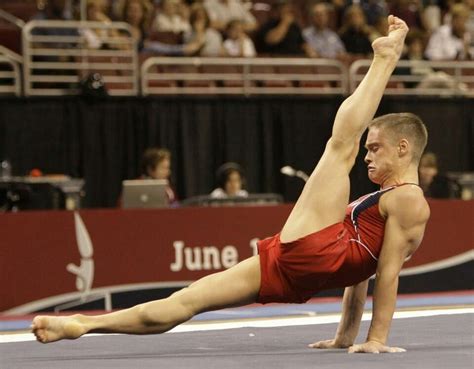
[
  {"x1": 348, "y1": 341, "x2": 406, "y2": 354},
  {"x1": 281, "y1": 8, "x2": 295, "y2": 26},
  {"x1": 372, "y1": 15, "x2": 409, "y2": 60}
]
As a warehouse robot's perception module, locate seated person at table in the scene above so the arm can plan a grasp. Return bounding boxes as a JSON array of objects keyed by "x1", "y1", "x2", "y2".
[
  {"x1": 418, "y1": 152, "x2": 460, "y2": 199},
  {"x1": 210, "y1": 162, "x2": 249, "y2": 198},
  {"x1": 140, "y1": 147, "x2": 177, "y2": 205}
]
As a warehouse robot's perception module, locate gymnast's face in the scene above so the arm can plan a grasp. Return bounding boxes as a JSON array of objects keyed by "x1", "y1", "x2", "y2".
[{"x1": 364, "y1": 127, "x2": 399, "y2": 185}]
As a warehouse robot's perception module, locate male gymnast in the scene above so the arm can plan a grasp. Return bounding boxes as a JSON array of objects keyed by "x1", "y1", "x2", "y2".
[{"x1": 32, "y1": 15, "x2": 430, "y2": 354}]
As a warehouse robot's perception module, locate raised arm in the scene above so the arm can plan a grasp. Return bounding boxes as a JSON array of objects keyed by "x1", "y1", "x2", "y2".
[
  {"x1": 309, "y1": 279, "x2": 369, "y2": 349},
  {"x1": 331, "y1": 16, "x2": 408, "y2": 145},
  {"x1": 264, "y1": 16, "x2": 293, "y2": 45},
  {"x1": 349, "y1": 187, "x2": 429, "y2": 354}
]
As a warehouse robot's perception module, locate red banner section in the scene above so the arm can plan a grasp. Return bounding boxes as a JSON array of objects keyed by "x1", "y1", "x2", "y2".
[{"x1": 1, "y1": 200, "x2": 472, "y2": 312}]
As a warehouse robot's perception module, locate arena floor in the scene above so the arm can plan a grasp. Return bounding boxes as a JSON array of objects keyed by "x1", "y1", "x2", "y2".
[{"x1": 1, "y1": 292, "x2": 473, "y2": 369}]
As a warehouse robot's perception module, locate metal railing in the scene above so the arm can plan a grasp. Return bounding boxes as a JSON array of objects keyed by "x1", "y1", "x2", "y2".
[
  {"x1": 3, "y1": 20, "x2": 474, "y2": 98},
  {"x1": 350, "y1": 59, "x2": 474, "y2": 96},
  {"x1": 141, "y1": 57, "x2": 348, "y2": 96},
  {"x1": 22, "y1": 20, "x2": 139, "y2": 96},
  {"x1": 0, "y1": 7, "x2": 26, "y2": 28},
  {"x1": 0, "y1": 55, "x2": 21, "y2": 96},
  {"x1": 0, "y1": 44, "x2": 23, "y2": 64}
]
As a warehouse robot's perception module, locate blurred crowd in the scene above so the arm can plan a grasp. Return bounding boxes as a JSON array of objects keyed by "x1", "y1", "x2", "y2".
[{"x1": 31, "y1": 0, "x2": 474, "y2": 60}]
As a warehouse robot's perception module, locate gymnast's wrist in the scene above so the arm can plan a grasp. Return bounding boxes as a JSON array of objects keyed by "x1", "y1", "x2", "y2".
[
  {"x1": 334, "y1": 334, "x2": 355, "y2": 347},
  {"x1": 366, "y1": 334, "x2": 387, "y2": 346}
]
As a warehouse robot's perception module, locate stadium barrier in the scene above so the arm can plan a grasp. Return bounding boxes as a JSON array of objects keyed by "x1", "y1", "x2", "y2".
[
  {"x1": 0, "y1": 53, "x2": 21, "y2": 96},
  {"x1": 350, "y1": 59, "x2": 474, "y2": 96},
  {"x1": 141, "y1": 56, "x2": 348, "y2": 95},
  {"x1": 22, "y1": 20, "x2": 139, "y2": 96}
]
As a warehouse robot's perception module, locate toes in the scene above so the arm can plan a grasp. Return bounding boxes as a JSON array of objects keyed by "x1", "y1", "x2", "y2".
[
  {"x1": 34, "y1": 329, "x2": 47, "y2": 343},
  {"x1": 32, "y1": 316, "x2": 45, "y2": 329},
  {"x1": 34, "y1": 332, "x2": 43, "y2": 342}
]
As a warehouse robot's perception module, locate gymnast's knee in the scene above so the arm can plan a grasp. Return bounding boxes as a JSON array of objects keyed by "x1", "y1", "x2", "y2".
[
  {"x1": 326, "y1": 137, "x2": 359, "y2": 165},
  {"x1": 137, "y1": 292, "x2": 195, "y2": 327}
]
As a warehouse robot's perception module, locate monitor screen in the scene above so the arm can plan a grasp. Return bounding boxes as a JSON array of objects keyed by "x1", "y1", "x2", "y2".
[{"x1": 121, "y1": 179, "x2": 169, "y2": 209}]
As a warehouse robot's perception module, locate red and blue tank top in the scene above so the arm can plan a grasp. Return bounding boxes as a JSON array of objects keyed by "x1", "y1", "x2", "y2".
[{"x1": 323, "y1": 183, "x2": 417, "y2": 289}]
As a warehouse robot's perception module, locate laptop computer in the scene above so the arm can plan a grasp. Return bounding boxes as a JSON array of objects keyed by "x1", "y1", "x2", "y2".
[{"x1": 121, "y1": 179, "x2": 169, "y2": 209}]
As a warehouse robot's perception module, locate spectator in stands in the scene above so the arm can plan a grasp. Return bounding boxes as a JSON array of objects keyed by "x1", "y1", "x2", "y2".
[
  {"x1": 82, "y1": 0, "x2": 121, "y2": 49},
  {"x1": 86, "y1": 0, "x2": 113, "y2": 25},
  {"x1": 395, "y1": 29, "x2": 468, "y2": 91},
  {"x1": 422, "y1": 0, "x2": 442, "y2": 33},
  {"x1": 32, "y1": 0, "x2": 70, "y2": 21},
  {"x1": 31, "y1": 0, "x2": 77, "y2": 40},
  {"x1": 395, "y1": 29, "x2": 431, "y2": 88},
  {"x1": 338, "y1": 4, "x2": 374, "y2": 57},
  {"x1": 143, "y1": 36, "x2": 206, "y2": 55},
  {"x1": 303, "y1": 2, "x2": 347, "y2": 59},
  {"x1": 419, "y1": 152, "x2": 460, "y2": 198},
  {"x1": 204, "y1": 0, "x2": 257, "y2": 33},
  {"x1": 360, "y1": 0, "x2": 389, "y2": 27},
  {"x1": 140, "y1": 148, "x2": 177, "y2": 205},
  {"x1": 465, "y1": 0, "x2": 474, "y2": 50},
  {"x1": 326, "y1": 0, "x2": 347, "y2": 30},
  {"x1": 152, "y1": 0, "x2": 191, "y2": 34},
  {"x1": 115, "y1": 0, "x2": 203, "y2": 55},
  {"x1": 30, "y1": 0, "x2": 78, "y2": 86},
  {"x1": 183, "y1": 4, "x2": 224, "y2": 56},
  {"x1": 425, "y1": 3, "x2": 472, "y2": 60},
  {"x1": 210, "y1": 162, "x2": 249, "y2": 198},
  {"x1": 370, "y1": 15, "x2": 389, "y2": 41},
  {"x1": 176, "y1": 0, "x2": 191, "y2": 23},
  {"x1": 223, "y1": 19, "x2": 256, "y2": 57},
  {"x1": 321, "y1": 0, "x2": 387, "y2": 30},
  {"x1": 118, "y1": 0, "x2": 153, "y2": 50},
  {"x1": 256, "y1": 0, "x2": 315, "y2": 56}
]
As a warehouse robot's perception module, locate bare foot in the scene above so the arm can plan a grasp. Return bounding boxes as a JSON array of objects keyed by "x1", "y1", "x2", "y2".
[
  {"x1": 372, "y1": 15, "x2": 409, "y2": 60},
  {"x1": 31, "y1": 315, "x2": 87, "y2": 343}
]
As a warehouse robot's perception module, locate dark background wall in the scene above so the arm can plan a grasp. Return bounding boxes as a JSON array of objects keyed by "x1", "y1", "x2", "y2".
[{"x1": 0, "y1": 96, "x2": 472, "y2": 208}]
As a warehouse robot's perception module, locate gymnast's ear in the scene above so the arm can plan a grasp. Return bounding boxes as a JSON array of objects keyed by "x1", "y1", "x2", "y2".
[{"x1": 398, "y1": 138, "x2": 409, "y2": 157}]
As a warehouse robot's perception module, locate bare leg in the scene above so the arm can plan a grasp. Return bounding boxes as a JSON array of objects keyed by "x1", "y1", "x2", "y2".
[
  {"x1": 280, "y1": 16, "x2": 408, "y2": 243},
  {"x1": 32, "y1": 255, "x2": 261, "y2": 343}
]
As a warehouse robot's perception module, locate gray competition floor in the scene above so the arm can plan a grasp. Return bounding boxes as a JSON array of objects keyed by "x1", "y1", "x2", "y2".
[{"x1": 1, "y1": 313, "x2": 473, "y2": 369}]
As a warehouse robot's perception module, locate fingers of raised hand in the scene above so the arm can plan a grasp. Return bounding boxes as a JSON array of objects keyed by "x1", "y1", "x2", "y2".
[
  {"x1": 386, "y1": 346, "x2": 407, "y2": 353},
  {"x1": 348, "y1": 343, "x2": 407, "y2": 354},
  {"x1": 308, "y1": 339, "x2": 335, "y2": 349},
  {"x1": 348, "y1": 344, "x2": 380, "y2": 354}
]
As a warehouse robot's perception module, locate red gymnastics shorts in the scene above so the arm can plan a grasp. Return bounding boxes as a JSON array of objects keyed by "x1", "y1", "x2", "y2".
[{"x1": 257, "y1": 222, "x2": 348, "y2": 304}]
